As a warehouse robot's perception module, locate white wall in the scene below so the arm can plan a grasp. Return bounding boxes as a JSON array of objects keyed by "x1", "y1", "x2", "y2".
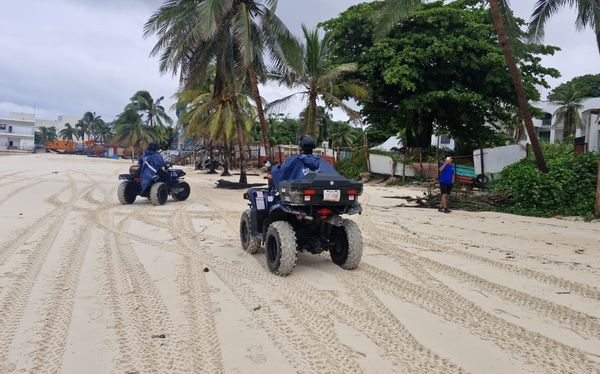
[
  {"x1": 368, "y1": 153, "x2": 415, "y2": 177},
  {"x1": 474, "y1": 144, "x2": 526, "y2": 175}
]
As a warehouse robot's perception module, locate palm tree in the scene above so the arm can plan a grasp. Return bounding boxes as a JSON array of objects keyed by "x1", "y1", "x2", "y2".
[
  {"x1": 80, "y1": 111, "x2": 103, "y2": 144},
  {"x1": 75, "y1": 120, "x2": 87, "y2": 145},
  {"x1": 145, "y1": 0, "x2": 299, "y2": 161},
  {"x1": 269, "y1": 25, "x2": 369, "y2": 138},
  {"x1": 329, "y1": 121, "x2": 357, "y2": 148},
  {"x1": 36, "y1": 126, "x2": 58, "y2": 146},
  {"x1": 376, "y1": 0, "x2": 548, "y2": 172},
  {"x1": 552, "y1": 86, "x2": 584, "y2": 139},
  {"x1": 128, "y1": 90, "x2": 173, "y2": 128},
  {"x1": 95, "y1": 121, "x2": 114, "y2": 143},
  {"x1": 529, "y1": 0, "x2": 600, "y2": 55},
  {"x1": 59, "y1": 123, "x2": 77, "y2": 142},
  {"x1": 113, "y1": 107, "x2": 160, "y2": 161}
]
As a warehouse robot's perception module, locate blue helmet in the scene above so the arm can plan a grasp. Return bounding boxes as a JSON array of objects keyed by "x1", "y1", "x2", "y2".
[{"x1": 298, "y1": 135, "x2": 316, "y2": 154}]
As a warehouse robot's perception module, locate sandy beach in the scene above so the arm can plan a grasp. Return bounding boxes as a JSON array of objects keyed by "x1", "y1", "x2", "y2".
[{"x1": 0, "y1": 154, "x2": 599, "y2": 373}]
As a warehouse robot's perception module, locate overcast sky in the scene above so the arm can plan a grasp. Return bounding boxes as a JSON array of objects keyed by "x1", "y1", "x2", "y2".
[{"x1": 1, "y1": 0, "x2": 598, "y2": 122}]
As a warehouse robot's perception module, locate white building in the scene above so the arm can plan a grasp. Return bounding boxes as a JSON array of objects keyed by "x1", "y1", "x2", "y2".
[
  {"x1": 8, "y1": 112, "x2": 81, "y2": 133},
  {"x1": 530, "y1": 98, "x2": 600, "y2": 152},
  {"x1": 0, "y1": 116, "x2": 35, "y2": 150}
]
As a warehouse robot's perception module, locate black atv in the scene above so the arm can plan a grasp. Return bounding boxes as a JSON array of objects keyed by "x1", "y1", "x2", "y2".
[
  {"x1": 117, "y1": 164, "x2": 190, "y2": 206},
  {"x1": 240, "y1": 171, "x2": 363, "y2": 276}
]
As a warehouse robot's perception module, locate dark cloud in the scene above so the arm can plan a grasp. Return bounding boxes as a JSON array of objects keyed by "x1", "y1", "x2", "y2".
[{"x1": 0, "y1": 0, "x2": 598, "y2": 122}]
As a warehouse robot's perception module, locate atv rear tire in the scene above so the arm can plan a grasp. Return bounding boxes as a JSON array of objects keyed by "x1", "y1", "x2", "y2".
[
  {"x1": 150, "y1": 182, "x2": 168, "y2": 206},
  {"x1": 240, "y1": 209, "x2": 262, "y2": 254},
  {"x1": 265, "y1": 221, "x2": 297, "y2": 276},
  {"x1": 330, "y1": 219, "x2": 363, "y2": 270},
  {"x1": 171, "y1": 181, "x2": 191, "y2": 201},
  {"x1": 118, "y1": 181, "x2": 138, "y2": 205}
]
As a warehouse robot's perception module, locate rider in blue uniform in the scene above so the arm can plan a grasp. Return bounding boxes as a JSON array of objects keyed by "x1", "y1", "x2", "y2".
[
  {"x1": 271, "y1": 135, "x2": 337, "y2": 191},
  {"x1": 139, "y1": 143, "x2": 168, "y2": 193}
]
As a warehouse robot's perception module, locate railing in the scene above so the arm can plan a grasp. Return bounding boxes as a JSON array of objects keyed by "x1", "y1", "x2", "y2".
[{"x1": 1, "y1": 128, "x2": 35, "y2": 136}]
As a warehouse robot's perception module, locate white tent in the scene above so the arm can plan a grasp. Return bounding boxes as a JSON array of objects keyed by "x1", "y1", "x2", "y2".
[{"x1": 370, "y1": 136, "x2": 403, "y2": 151}]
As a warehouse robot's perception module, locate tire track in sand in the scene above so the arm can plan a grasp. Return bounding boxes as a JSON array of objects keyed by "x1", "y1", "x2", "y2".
[
  {"x1": 356, "y1": 225, "x2": 599, "y2": 372},
  {"x1": 362, "y1": 224, "x2": 600, "y2": 338},
  {"x1": 0, "y1": 173, "x2": 84, "y2": 368},
  {"x1": 374, "y1": 219, "x2": 600, "y2": 302},
  {"x1": 95, "y1": 210, "x2": 186, "y2": 373},
  {"x1": 28, "y1": 222, "x2": 93, "y2": 373}
]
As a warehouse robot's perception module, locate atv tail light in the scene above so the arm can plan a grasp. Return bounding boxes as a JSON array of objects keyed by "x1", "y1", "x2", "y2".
[
  {"x1": 347, "y1": 189, "x2": 359, "y2": 196},
  {"x1": 303, "y1": 189, "x2": 317, "y2": 196},
  {"x1": 317, "y1": 208, "x2": 332, "y2": 219}
]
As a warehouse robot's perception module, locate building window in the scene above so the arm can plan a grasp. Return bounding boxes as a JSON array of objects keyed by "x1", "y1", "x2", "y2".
[
  {"x1": 440, "y1": 135, "x2": 450, "y2": 145},
  {"x1": 0, "y1": 124, "x2": 5, "y2": 130},
  {"x1": 538, "y1": 131, "x2": 550, "y2": 142},
  {"x1": 542, "y1": 113, "x2": 552, "y2": 126}
]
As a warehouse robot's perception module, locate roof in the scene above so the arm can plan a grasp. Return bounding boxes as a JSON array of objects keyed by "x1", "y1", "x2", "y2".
[{"x1": 370, "y1": 136, "x2": 404, "y2": 151}]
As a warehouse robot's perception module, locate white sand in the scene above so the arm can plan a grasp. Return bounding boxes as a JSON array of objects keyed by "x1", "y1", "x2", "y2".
[{"x1": 0, "y1": 154, "x2": 599, "y2": 373}]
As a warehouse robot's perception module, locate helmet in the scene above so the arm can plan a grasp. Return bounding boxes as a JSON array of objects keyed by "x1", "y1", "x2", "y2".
[
  {"x1": 147, "y1": 142, "x2": 159, "y2": 152},
  {"x1": 298, "y1": 135, "x2": 316, "y2": 153}
]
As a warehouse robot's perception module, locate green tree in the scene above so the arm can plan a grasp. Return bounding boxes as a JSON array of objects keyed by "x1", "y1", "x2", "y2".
[
  {"x1": 59, "y1": 123, "x2": 77, "y2": 142},
  {"x1": 95, "y1": 121, "x2": 113, "y2": 143},
  {"x1": 549, "y1": 74, "x2": 600, "y2": 100},
  {"x1": 322, "y1": 1, "x2": 558, "y2": 158},
  {"x1": 269, "y1": 25, "x2": 369, "y2": 138},
  {"x1": 372, "y1": 0, "x2": 550, "y2": 172},
  {"x1": 529, "y1": 0, "x2": 600, "y2": 55},
  {"x1": 75, "y1": 120, "x2": 87, "y2": 145},
  {"x1": 36, "y1": 126, "x2": 58, "y2": 146},
  {"x1": 128, "y1": 90, "x2": 173, "y2": 128},
  {"x1": 552, "y1": 85, "x2": 584, "y2": 138},
  {"x1": 113, "y1": 107, "x2": 160, "y2": 160},
  {"x1": 80, "y1": 111, "x2": 103, "y2": 144},
  {"x1": 145, "y1": 0, "x2": 298, "y2": 167},
  {"x1": 329, "y1": 121, "x2": 357, "y2": 148}
]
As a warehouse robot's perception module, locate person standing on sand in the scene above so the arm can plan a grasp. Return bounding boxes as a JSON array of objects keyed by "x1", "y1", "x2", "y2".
[{"x1": 438, "y1": 156, "x2": 455, "y2": 213}]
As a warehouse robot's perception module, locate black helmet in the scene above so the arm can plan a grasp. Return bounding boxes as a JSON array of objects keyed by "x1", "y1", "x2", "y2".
[
  {"x1": 147, "y1": 142, "x2": 159, "y2": 152},
  {"x1": 298, "y1": 135, "x2": 316, "y2": 154}
]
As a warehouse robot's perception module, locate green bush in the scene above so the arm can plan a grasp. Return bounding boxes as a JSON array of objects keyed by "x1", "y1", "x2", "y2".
[
  {"x1": 336, "y1": 149, "x2": 368, "y2": 180},
  {"x1": 492, "y1": 151, "x2": 598, "y2": 217}
]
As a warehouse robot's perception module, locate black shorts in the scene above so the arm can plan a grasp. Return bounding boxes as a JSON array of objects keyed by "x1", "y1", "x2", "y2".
[{"x1": 440, "y1": 182, "x2": 453, "y2": 195}]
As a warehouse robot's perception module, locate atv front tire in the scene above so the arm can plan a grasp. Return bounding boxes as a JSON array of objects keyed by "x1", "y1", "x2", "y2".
[
  {"x1": 150, "y1": 182, "x2": 168, "y2": 206},
  {"x1": 118, "y1": 181, "x2": 138, "y2": 205},
  {"x1": 171, "y1": 181, "x2": 191, "y2": 201},
  {"x1": 240, "y1": 209, "x2": 262, "y2": 254},
  {"x1": 265, "y1": 221, "x2": 297, "y2": 276},
  {"x1": 330, "y1": 219, "x2": 363, "y2": 270}
]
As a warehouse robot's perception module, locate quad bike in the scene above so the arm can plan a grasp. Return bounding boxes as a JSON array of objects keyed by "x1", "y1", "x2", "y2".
[
  {"x1": 117, "y1": 164, "x2": 191, "y2": 206},
  {"x1": 240, "y1": 168, "x2": 363, "y2": 276}
]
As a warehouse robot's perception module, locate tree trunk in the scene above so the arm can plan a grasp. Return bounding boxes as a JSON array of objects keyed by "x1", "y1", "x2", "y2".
[
  {"x1": 248, "y1": 65, "x2": 271, "y2": 160},
  {"x1": 306, "y1": 93, "x2": 318, "y2": 137},
  {"x1": 489, "y1": 0, "x2": 548, "y2": 173},
  {"x1": 208, "y1": 139, "x2": 217, "y2": 174},
  {"x1": 596, "y1": 154, "x2": 600, "y2": 216},
  {"x1": 221, "y1": 143, "x2": 231, "y2": 176},
  {"x1": 231, "y1": 96, "x2": 248, "y2": 185}
]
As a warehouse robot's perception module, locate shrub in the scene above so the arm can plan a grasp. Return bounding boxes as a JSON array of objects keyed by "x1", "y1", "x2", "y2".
[
  {"x1": 336, "y1": 149, "x2": 368, "y2": 180},
  {"x1": 492, "y1": 151, "x2": 597, "y2": 217}
]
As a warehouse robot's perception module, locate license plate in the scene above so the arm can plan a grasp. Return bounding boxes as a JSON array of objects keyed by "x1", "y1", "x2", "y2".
[{"x1": 324, "y1": 190, "x2": 341, "y2": 202}]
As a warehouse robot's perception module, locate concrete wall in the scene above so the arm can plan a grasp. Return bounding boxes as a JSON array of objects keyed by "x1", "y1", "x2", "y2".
[
  {"x1": 368, "y1": 153, "x2": 415, "y2": 177},
  {"x1": 473, "y1": 144, "x2": 526, "y2": 175}
]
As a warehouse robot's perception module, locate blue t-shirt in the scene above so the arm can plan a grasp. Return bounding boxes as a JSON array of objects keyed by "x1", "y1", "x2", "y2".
[{"x1": 439, "y1": 163, "x2": 454, "y2": 184}]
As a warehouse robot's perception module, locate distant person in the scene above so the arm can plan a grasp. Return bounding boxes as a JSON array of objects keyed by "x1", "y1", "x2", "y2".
[{"x1": 438, "y1": 156, "x2": 455, "y2": 213}]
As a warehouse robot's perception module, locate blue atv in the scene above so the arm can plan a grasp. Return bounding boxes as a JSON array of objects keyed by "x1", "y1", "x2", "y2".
[
  {"x1": 240, "y1": 169, "x2": 363, "y2": 276},
  {"x1": 117, "y1": 164, "x2": 190, "y2": 206}
]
